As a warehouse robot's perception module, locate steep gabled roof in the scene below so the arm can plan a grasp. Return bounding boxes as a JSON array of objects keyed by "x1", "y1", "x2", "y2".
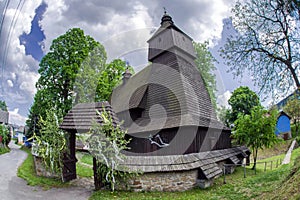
[{"x1": 60, "y1": 102, "x2": 119, "y2": 133}]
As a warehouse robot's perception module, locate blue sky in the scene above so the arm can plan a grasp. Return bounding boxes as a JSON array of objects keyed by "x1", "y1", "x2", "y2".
[{"x1": 0, "y1": 0, "x2": 263, "y2": 125}]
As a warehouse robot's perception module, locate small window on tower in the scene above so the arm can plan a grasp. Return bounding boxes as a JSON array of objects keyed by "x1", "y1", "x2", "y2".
[
  {"x1": 158, "y1": 37, "x2": 161, "y2": 42},
  {"x1": 182, "y1": 37, "x2": 185, "y2": 41}
]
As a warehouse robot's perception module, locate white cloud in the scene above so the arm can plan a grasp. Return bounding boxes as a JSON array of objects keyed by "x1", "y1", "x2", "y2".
[
  {"x1": 7, "y1": 80, "x2": 13, "y2": 87},
  {"x1": 2, "y1": 0, "x2": 239, "y2": 123},
  {"x1": 217, "y1": 90, "x2": 232, "y2": 108},
  {"x1": 8, "y1": 108, "x2": 28, "y2": 126}
]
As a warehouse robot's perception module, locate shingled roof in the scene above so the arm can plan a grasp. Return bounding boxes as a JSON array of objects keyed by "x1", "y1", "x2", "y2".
[
  {"x1": 118, "y1": 146, "x2": 250, "y2": 179},
  {"x1": 110, "y1": 12, "x2": 229, "y2": 135},
  {"x1": 59, "y1": 102, "x2": 119, "y2": 132},
  {"x1": 0, "y1": 110, "x2": 9, "y2": 124}
]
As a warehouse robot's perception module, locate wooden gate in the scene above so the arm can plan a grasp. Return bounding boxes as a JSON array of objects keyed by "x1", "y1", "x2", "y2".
[
  {"x1": 62, "y1": 153, "x2": 77, "y2": 182},
  {"x1": 62, "y1": 133, "x2": 77, "y2": 182}
]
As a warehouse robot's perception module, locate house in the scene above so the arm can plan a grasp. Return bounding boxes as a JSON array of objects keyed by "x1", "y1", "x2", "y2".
[
  {"x1": 0, "y1": 110, "x2": 9, "y2": 125},
  {"x1": 15, "y1": 126, "x2": 25, "y2": 144},
  {"x1": 276, "y1": 111, "x2": 292, "y2": 140}
]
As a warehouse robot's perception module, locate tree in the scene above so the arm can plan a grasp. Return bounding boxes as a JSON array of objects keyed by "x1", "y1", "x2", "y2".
[
  {"x1": 73, "y1": 45, "x2": 107, "y2": 103},
  {"x1": 227, "y1": 86, "x2": 261, "y2": 125},
  {"x1": 233, "y1": 106, "x2": 279, "y2": 169},
  {"x1": 0, "y1": 100, "x2": 7, "y2": 111},
  {"x1": 221, "y1": 0, "x2": 300, "y2": 96},
  {"x1": 217, "y1": 106, "x2": 231, "y2": 127},
  {"x1": 95, "y1": 59, "x2": 134, "y2": 101},
  {"x1": 193, "y1": 41, "x2": 217, "y2": 109},
  {"x1": 0, "y1": 124, "x2": 10, "y2": 147},
  {"x1": 27, "y1": 28, "x2": 106, "y2": 136},
  {"x1": 36, "y1": 28, "x2": 104, "y2": 116},
  {"x1": 87, "y1": 110, "x2": 132, "y2": 191},
  {"x1": 284, "y1": 97, "x2": 300, "y2": 136}
]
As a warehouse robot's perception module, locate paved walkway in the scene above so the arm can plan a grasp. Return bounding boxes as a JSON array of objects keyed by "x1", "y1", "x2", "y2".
[
  {"x1": 282, "y1": 139, "x2": 297, "y2": 165},
  {"x1": 0, "y1": 141, "x2": 91, "y2": 200}
]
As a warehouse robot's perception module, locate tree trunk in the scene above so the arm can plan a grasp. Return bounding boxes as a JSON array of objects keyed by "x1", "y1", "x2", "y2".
[{"x1": 252, "y1": 148, "x2": 258, "y2": 170}]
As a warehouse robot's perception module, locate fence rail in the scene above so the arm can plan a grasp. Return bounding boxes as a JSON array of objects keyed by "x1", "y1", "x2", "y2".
[{"x1": 222, "y1": 158, "x2": 295, "y2": 184}]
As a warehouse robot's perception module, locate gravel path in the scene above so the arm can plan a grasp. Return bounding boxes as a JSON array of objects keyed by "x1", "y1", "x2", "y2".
[{"x1": 0, "y1": 141, "x2": 92, "y2": 200}]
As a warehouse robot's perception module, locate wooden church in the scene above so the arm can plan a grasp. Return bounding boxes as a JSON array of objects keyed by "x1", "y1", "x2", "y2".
[
  {"x1": 60, "y1": 11, "x2": 250, "y2": 191},
  {"x1": 111, "y1": 11, "x2": 231, "y2": 156}
]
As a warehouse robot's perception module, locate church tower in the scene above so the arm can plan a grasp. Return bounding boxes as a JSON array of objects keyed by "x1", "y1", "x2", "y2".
[{"x1": 148, "y1": 11, "x2": 196, "y2": 64}]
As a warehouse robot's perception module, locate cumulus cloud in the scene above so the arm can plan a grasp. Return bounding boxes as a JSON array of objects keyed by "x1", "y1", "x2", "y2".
[
  {"x1": 9, "y1": 108, "x2": 28, "y2": 126},
  {"x1": 2, "y1": 0, "x2": 237, "y2": 121},
  {"x1": 217, "y1": 90, "x2": 232, "y2": 108}
]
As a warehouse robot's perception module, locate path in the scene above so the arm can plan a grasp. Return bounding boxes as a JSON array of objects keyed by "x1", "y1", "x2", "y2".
[
  {"x1": 282, "y1": 139, "x2": 297, "y2": 165},
  {"x1": 0, "y1": 141, "x2": 91, "y2": 200}
]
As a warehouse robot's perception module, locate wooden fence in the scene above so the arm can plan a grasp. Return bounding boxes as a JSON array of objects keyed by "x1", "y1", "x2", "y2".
[{"x1": 222, "y1": 158, "x2": 295, "y2": 184}]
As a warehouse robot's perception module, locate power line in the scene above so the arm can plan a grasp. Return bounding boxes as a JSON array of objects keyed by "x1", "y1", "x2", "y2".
[
  {"x1": 1, "y1": 0, "x2": 25, "y2": 96},
  {"x1": 0, "y1": 0, "x2": 10, "y2": 96}
]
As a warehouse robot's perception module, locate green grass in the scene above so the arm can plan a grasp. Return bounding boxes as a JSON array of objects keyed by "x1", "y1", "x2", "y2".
[
  {"x1": 17, "y1": 146, "x2": 69, "y2": 189},
  {"x1": 81, "y1": 153, "x2": 93, "y2": 165},
  {"x1": 89, "y1": 147, "x2": 300, "y2": 200},
  {"x1": 0, "y1": 147, "x2": 10, "y2": 155},
  {"x1": 76, "y1": 151, "x2": 93, "y2": 178},
  {"x1": 77, "y1": 163, "x2": 93, "y2": 177}
]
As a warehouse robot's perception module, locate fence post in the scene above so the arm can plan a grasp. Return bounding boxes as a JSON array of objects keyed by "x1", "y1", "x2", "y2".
[
  {"x1": 243, "y1": 164, "x2": 246, "y2": 178},
  {"x1": 271, "y1": 161, "x2": 273, "y2": 170},
  {"x1": 264, "y1": 162, "x2": 267, "y2": 172},
  {"x1": 223, "y1": 165, "x2": 226, "y2": 184}
]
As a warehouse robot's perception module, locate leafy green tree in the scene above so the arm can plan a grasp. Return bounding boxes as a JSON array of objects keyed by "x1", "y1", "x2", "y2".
[
  {"x1": 227, "y1": 86, "x2": 261, "y2": 125},
  {"x1": 95, "y1": 59, "x2": 134, "y2": 101},
  {"x1": 87, "y1": 110, "x2": 133, "y2": 191},
  {"x1": 0, "y1": 100, "x2": 7, "y2": 111},
  {"x1": 217, "y1": 106, "x2": 231, "y2": 127},
  {"x1": 284, "y1": 98, "x2": 300, "y2": 136},
  {"x1": 27, "y1": 28, "x2": 106, "y2": 136},
  {"x1": 26, "y1": 89, "x2": 54, "y2": 137},
  {"x1": 221, "y1": 0, "x2": 300, "y2": 95},
  {"x1": 73, "y1": 45, "x2": 107, "y2": 103},
  {"x1": 0, "y1": 124, "x2": 10, "y2": 147},
  {"x1": 36, "y1": 28, "x2": 103, "y2": 116},
  {"x1": 233, "y1": 106, "x2": 279, "y2": 169},
  {"x1": 193, "y1": 41, "x2": 217, "y2": 109}
]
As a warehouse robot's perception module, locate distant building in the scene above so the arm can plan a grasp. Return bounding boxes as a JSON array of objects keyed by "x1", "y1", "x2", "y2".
[
  {"x1": 0, "y1": 110, "x2": 9, "y2": 125},
  {"x1": 276, "y1": 111, "x2": 292, "y2": 140}
]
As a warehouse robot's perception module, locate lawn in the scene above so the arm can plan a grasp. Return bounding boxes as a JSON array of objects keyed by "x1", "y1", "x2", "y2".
[
  {"x1": 17, "y1": 143, "x2": 300, "y2": 199},
  {"x1": 17, "y1": 146, "x2": 69, "y2": 189},
  {"x1": 89, "y1": 147, "x2": 300, "y2": 200},
  {"x1": 0, "y1": 147, "x2": 10, "y2": 155}
]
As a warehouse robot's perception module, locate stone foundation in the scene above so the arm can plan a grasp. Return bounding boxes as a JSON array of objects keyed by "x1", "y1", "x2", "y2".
[
  {"x1": 197, "y1": 179, "x2": 214, "y2": 188},
  {"x1": 33, "y1": 156, "x2": 59, "y2": 178},
  {"x1": 124, "y1": 170, "x2": 198, "y2": 192}
]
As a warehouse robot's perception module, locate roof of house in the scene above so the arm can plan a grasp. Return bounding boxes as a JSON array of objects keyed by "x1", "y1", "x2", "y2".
[
  {"x1": 118, "y1": 146, "x2": 250, "y2": 179},
  {"x1": 278, "y1": 111, "x2": 291, "y2": 120},
  {"x1": 0, "y1": 110, "x2": 9, "y2": 124},
  {"x1": 59, "y1": 101, "x2": 120, "y2": 133}
]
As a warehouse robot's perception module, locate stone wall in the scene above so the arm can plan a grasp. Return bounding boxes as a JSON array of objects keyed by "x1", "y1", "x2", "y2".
[
  {"x1": 33, "y1": 156, "x2": 59, "y2": 178},
  {"x1": 125, "y1": 170, "x2": 198, "y2": 192}
]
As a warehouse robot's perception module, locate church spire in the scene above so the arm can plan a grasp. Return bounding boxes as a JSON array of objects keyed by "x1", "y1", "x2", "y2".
[{"x1": 161, "y1": 7, "x2": 173, "y2": 26}]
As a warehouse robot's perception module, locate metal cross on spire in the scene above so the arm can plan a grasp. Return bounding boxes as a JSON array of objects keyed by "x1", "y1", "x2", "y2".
[{"x1": 163, "y1": 7, "x2": 167, "y2": 15}]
